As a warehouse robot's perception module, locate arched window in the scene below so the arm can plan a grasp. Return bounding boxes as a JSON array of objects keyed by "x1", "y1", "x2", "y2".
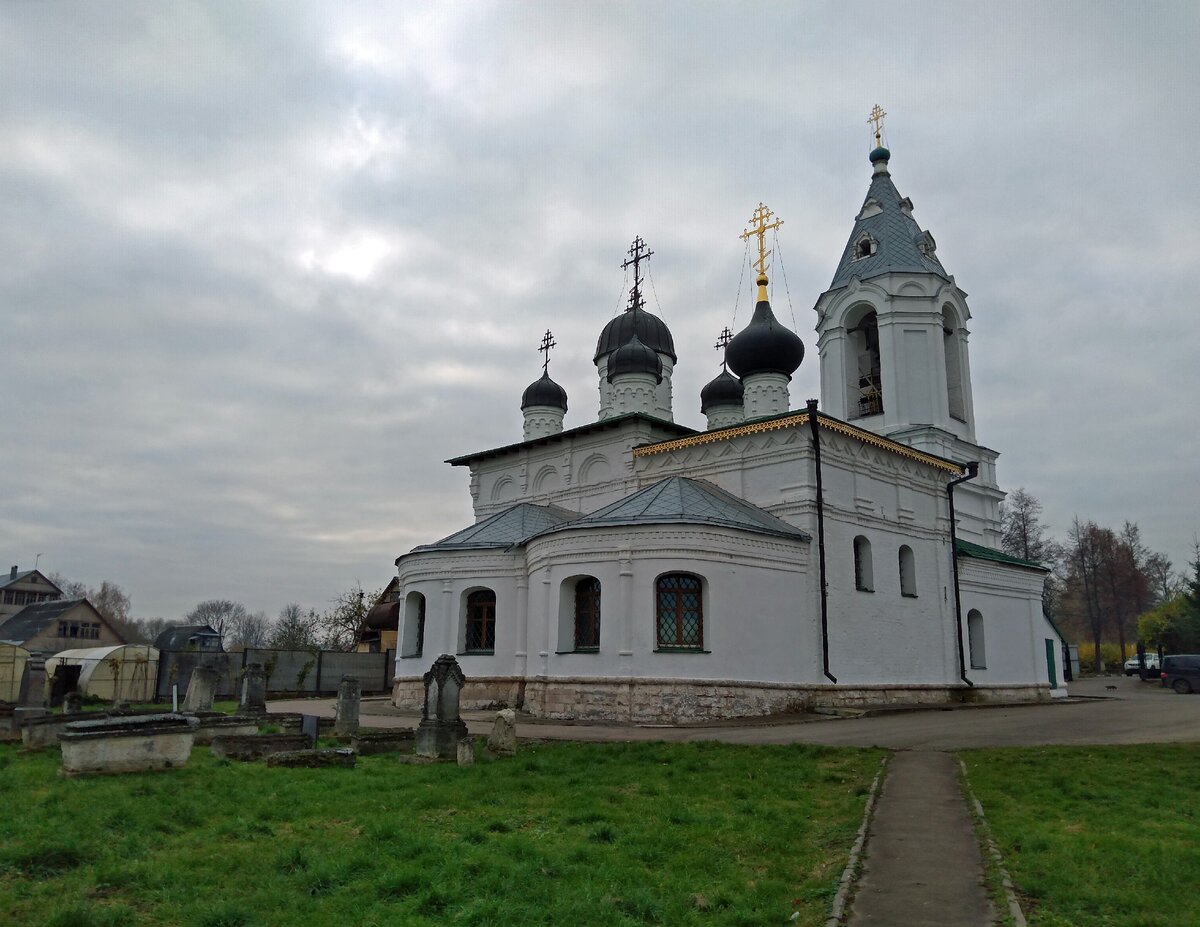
[
  {"x1": 847, "y1": 311, "x2": 883, "y2": 417},
  {"x1": 656, "y1": 574, "x2": 703, "y2": 649},
  {"x1": 898, "y1": 546, "x2": 917, "y2": 597},
  {"x1": 464, "y1": 589, "x2": 496, "y2": 653},
  {"x1": 854, "y1": 536, "x2": 874, "y2": 592},
  {"x1": 401, "y1": 592, "x2": 426, "y2": 658},
  {"x1": 574, "y1": 578, "x2": 601, "y2": 650},
  {"x1": 968, "y1": 609, "x2": 986, "y2": 669}
]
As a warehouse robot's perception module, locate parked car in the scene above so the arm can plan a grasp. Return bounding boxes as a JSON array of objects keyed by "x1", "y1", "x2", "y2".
[
  {"x1": 1123, "y1": 652, "x2": 1161, "y2": 676},
  {"x1": 1160, "y1": 654, "x2": 1200, "y2": 694}
]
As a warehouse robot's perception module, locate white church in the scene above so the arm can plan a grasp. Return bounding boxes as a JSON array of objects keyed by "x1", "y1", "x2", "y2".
[{"x1": 389, "y1": 126, "x2": 1067, "y2": 722}]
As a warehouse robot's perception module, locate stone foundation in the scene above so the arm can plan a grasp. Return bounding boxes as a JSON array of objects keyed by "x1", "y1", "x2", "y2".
[{"x1": 393, "y1": 675, "x2": 1051, "y2": 724}]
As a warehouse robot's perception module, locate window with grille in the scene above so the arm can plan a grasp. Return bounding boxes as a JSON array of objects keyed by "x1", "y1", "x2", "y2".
[
  {"x1": 574, "y1": 578, "x2": 601, "y2": 650},
  {"x1": 656, "y1": 574, "x2": 703, "y2": 649},
  {"x1": 464, "y1": 589, "x2": 496, "y2": 653}
]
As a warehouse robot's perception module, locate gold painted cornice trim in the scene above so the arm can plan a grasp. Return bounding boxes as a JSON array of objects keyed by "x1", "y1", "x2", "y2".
[
  {"x1": 633, "y1": 412, "x2": 964, "y2": 474},
  {"x1": 633, "y1": 413, "x2": 810, "y2": 456}
]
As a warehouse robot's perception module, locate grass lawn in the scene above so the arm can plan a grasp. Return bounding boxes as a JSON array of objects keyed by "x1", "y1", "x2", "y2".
[
  {"x1": 962, "y1": 745, "x2": 1200, "y2": 927},
  {"x1": 0, "y1": 739, "x2": 880, "y2": 927}
]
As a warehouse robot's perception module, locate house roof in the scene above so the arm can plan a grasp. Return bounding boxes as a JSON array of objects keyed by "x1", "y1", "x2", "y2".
[
  {"x1": 407, "y1": 502, "x2": 581, "y2": 556},
  {"x1": 1, "y1": 568, "x2": 61, "y2": 592},
  {"x1": 447, "y1": 412, "x2": 696, "y2": 467},
  {"x1": 828, "y1": 151, "x2": 951, "y2": 290},
  {"x1": 152, "y1": 624, "x2": 222, "y2": 651},
  {"x1": 955, "y1": 539, "x2": 1048, "y2": 572},
  {"x1": 0, "y1": 599, "x2": 97, "y2": 644},
  {"x1": 532, "y1": 476, "x2": 811, "y2": 543}
]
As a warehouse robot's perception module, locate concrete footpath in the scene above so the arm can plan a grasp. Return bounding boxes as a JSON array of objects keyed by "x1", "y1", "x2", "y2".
[{"x1": 846, "y1": 751, "x2": 995, "y2": 927}]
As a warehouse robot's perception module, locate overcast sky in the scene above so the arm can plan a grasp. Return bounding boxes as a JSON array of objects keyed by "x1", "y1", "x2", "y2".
[{"x1": 2, "y1": 2, "x2": 1197, "y2": 621}]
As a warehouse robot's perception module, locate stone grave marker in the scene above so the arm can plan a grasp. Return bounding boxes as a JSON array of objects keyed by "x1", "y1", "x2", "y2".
[
  {"x1": 240, "y1": 663, "x2": 267, "y2": 716},
  {"x1": 300, "y1": 714, "x2": 320, "y2": 746},
  {"x1": 63, "y1": 691, "x2": 83, "y2": 714},
  {"x1": 414, "y1": 655, "x2": 469, "y2": 759},
  {"x1": 456, "y1": 735, "x2": 475, "y2": 766},
  {"x1": 17, "y1": 656, "x2": 46, "y2": 709},
  {"x1": 182, "y1": 666, "x2": 220, "y2": 713},
  {"x1": 486, "y1": 708, "x2": 518, "y2": 756},
  {"x1": 334, "y1": 675, "x2": 361, "y2": 736}
]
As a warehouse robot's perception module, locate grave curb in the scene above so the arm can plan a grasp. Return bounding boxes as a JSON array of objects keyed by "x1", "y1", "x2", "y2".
[
  {"x1": 824, "y1": 754, "x2": 888, "y2": 927},
  {"x1": 958, "y1": 758, "x2": 1028, "y2": 927}
]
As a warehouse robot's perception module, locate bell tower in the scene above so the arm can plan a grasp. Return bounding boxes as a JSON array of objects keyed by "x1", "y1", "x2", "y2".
[{"x1": 813, "y1": 108, "x2": 1002, "y2": 547}]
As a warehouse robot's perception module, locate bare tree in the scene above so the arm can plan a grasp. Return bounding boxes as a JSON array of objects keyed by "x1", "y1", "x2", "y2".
[
  {"x1": 1144, "y1": 552, "x2": 1178, "y2": 604},
  {"x1": 227, "y1": 609, "x2": 272, "y2": 650},
  {"x1": 185, "y1": 600, "x2": 248, "y2": 647},
  {"x1": 269, "y1": 604, "x2": 320, "y2": 650},
  {"x1": 1001, "y1": 488, "x2": 1051, "y2": 563},
  {"x1": 317, "y1": 585, "x2": 375, "y2": 652}
]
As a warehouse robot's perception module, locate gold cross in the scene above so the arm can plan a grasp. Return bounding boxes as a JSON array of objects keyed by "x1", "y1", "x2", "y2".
[
  {"x1": 740, "y1": 202, "x2": 783, "y2": 279},
  {"x1": 868, "y1": 104, "x2": 887, "y2": 146}
]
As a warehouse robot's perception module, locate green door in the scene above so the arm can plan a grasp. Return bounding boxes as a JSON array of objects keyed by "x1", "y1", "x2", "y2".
[{"x1": 1045, "y1": 639, "x2": 1058, "y2": 689}]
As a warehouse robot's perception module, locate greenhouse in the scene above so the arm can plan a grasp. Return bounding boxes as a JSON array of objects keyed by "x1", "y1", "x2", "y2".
[
  {"x1": 44, "y1": 645, "x2": 159, "y2": 703},
  {"x1": 0, "y1": 643, "x2": 31, "y2": 702}
]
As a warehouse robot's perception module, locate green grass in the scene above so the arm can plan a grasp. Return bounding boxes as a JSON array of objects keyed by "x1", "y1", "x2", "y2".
[
  {"x1": 962, "y1": 745, "x2": 1200, "y2": 927},
  {"x1": 0, "y1": 739, "x2": 880, "y2": 927}
]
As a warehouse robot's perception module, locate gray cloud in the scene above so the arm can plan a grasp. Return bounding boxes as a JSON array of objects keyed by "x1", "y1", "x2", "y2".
[{"x1": 2, "y1": 1, "x2": 1197, "y2": 619}]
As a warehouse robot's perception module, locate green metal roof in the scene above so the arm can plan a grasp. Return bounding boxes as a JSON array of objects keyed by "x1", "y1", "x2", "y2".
[{"x1": 955, "y1": 539, "x2": 1047, "y2": 571}]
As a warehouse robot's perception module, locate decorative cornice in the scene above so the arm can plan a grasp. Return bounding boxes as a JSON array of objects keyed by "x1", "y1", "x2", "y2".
[
  {"x1": 633, "y1": 413, "x2": 810, "y2": 456},
  {"x1": 633, "y1": 411, "x2": 965, "y2": 474}
]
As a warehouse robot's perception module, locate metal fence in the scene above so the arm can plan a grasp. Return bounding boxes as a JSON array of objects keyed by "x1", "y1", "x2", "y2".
[{"x1": 154, "y1": 648, "x2": 396, "y2": 701}]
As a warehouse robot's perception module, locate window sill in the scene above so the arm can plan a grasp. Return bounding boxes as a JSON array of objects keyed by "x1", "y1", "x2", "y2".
[
  {"x1": 970, "y1": 665, "x2": 986, "y2": 671},
  {"x1": 398, "y1": 652, "x2": 425, "y2": 659},
  {"x1": 555, "y1": 648, "x2": 600, "y2": 654},
  {"x1": 901, "y1": 593, "x2": 918, "y2": 599},
  {"x1": 653, "y1": 648, "x2": 711, "y2": 654},
  {"x1": 458, "y1": 650, "x2": 495, "y2": 656},
  {"x1": 856, "y1": 588, "x2": 874, "y2": 594}
]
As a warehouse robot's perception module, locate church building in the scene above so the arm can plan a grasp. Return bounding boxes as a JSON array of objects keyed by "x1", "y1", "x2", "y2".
[{"x1": 389, "y1": 118, "x2": 1067, "y2": 722}]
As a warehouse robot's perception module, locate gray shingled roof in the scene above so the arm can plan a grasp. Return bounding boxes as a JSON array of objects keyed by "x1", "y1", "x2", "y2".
[
  {"x1": 0, "y1": 599, "x2": 91, "y2": 644},
  {"x1": 413, "y1": 502, "x2": 581, "y2": 552},
  {"x1": 1, "y1": 570, "x2": 35, "y2": 589},
  {"x1": 533, "y1": 476, "x2": 811, "y2": 542},
  {"x1": 828, "y1": 155, "x2": 950, "y2": 290},
  {"x1": 152, "y1": 624, "x2": 222, "y2": 651}
]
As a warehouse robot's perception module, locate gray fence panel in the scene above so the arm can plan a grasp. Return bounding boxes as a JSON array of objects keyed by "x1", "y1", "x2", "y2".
[
  {"x1": 244, "y1": 648, "x2": 320, "y2": 695},
  {"x1": 155, "y1": 652, "x2": 239, "y2": 700},
  {"x1": 156, "y1": 648, "x2": 402, "y2": 700},
  {"x1": 316, "y1": 651, "x2": 390, "y2": 694}
]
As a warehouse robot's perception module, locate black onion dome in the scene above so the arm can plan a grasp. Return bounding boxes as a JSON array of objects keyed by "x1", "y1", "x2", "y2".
[
  {"x1": 700, "y1": 368, "x2": 744, "y2": 413},
  {"x1": 725, "y1": 300, "x2": 805, "y2": 379},
  {"x1": 594, "y1": 307, "x2": 676, "y2": 363},
  {"x1": 521, "y1": 372, "x2": 568, "y2": 411},
  {"x1": 606, "y1": 334, "x2": 663, "y2": 383}
]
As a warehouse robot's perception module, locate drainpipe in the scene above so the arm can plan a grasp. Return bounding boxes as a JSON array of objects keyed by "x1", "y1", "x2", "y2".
[
  {"x1": 947, "y1": 461, "x2": 979, "y2": 687},
  {"x1": 806, "y1": 400, "x2": 836, "y2": 684}
]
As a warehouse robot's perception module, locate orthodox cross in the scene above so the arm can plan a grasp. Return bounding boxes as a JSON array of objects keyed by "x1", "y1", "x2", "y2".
[
  {"x1": 868, "y1": 103, "x2": 887, "y2": 147},
  {"x1": 740, "y1": 203, "x2": 783, "y2": 279},
  {"x1": 538, "y1": 329, "x2": 557, "y2": 374},
  {"x1": 715, "y1": 326, "x2": 733, "y2": 369},
  {"x1": 621, "y1": 236, "x2": 653, "y2": 312}
]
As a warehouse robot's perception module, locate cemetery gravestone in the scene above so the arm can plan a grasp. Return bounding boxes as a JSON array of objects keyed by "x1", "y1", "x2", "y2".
[
  {"x1": 240, "y1": 663, "x2": 267, "y2": 716},
  {"x1": 334, "y1": 675, "x2": 361, "y2": 736},
  {"x1": 414, "y1": 655, "x2": 469, "y2": 760},
  {"x1": 486, "y1": 708, "x2": 518, "y2": 756},
  {"x1": 182, "y1": 666, "x2": 220, "y2": 713}
]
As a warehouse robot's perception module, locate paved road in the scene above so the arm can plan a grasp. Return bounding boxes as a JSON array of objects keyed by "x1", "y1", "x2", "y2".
[{"x1": 269, "y1": 674, "x2": 1199, "y2": 749}]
